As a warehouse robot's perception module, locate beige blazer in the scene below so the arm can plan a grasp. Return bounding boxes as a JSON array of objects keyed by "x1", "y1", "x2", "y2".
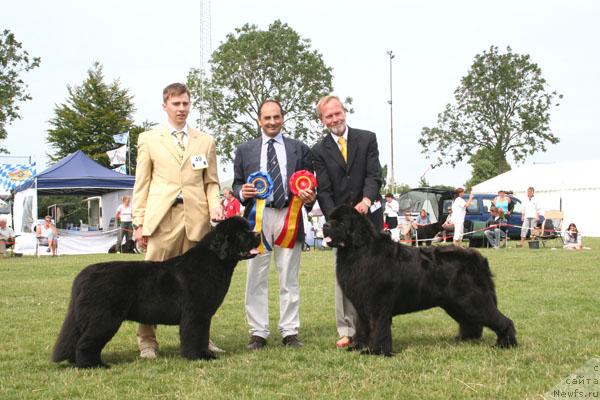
[{"x1": 132, "y1": 124, "x2": 220, "y2": 241}]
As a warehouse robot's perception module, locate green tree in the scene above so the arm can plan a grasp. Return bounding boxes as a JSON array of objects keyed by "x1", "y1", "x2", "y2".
[
  {"x1": 47, "y1": 62, "x2": 136, "y2": 166},
  {"x1": 187, "y1": 20, "x2": 335, "y2": 161},
  {"x1": 0, "y1": 29, "x2": 41, "y2": 152},
  {"x1": 465, "y1": 148, "x2": 511, "y2": 191},
  {"x1": 419, "y1": 45, "x2": 562, "y2": 177},
  {"x1": 127, "y1": 120, "x2": 156, "y2": 175}
]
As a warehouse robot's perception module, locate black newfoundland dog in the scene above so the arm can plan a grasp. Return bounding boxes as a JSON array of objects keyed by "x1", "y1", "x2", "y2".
[
  {"x1": 108, "y1": 239, "x2": 138, "y2": 254},
  {"x1": 323, "y1": 205, "x2": 517, "y2": 356},
  {"x1": 52, "y1": 216, "x2": 260, "y2": 368},
  {"x1": 413, "y1": 221, "x2": 443, "y2": 246}
]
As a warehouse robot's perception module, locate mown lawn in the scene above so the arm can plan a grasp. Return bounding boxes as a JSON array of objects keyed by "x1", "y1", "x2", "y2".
[{"x1": 0, "y1": 239, "x2": 599, "y2": 399}]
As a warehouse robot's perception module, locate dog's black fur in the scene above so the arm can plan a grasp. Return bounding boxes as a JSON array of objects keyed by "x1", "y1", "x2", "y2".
[
  {"x1": 323, "y1": 205, "x2": 517, "y2": 356},
  {"x1": 108, "y1": 239, "x2": 138, "y2": 254},
  {"x1": 52, "y1": 216, "x2": 260, "y2": 368},
  {"x1": 413, "y1": 221, "x2": 443, "y2": 246}
]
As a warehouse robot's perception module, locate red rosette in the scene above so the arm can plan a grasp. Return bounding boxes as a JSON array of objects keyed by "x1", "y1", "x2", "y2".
[{"x1": 288, "y1": 170, "x2": 317, "y2": 196}]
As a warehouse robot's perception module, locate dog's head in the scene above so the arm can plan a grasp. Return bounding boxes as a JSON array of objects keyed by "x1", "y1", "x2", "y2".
[
  {"x1": 209, "y1": 217, "x2": 260, "y2": 261},
  {"x1": 322, "y1": 204, "x2": 377, "y2": 249}
]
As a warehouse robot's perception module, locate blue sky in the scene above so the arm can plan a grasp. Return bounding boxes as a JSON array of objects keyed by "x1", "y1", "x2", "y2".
[{"x1": 2, "y1": 0, "x2": 598, "y2": 187}]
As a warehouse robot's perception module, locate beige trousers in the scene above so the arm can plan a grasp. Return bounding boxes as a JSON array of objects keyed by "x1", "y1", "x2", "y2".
[{"x1": 333, "y1": 248, "x2": 357, "y2": 338}]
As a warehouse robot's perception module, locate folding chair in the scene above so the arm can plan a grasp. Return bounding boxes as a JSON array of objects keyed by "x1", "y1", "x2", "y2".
[{"x1": 539, "y1": 210, "x2": 564, "y2": 248}]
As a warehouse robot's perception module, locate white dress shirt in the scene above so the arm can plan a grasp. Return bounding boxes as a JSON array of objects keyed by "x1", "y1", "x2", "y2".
[
  {"x1": 260, "y1": 131, "x2": 288, "y2": 202},
  {"x1": 168, "y1": 123, "x2": 189, "y2": 148},
  {"x1": 330, "y1": 126, "x2": 349, "y2": 153}
]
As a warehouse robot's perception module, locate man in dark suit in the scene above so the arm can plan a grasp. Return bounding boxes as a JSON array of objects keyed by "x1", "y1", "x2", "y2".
[
  {"x1": 311, "y1": 95, "x2": 383, "y2": 348},
  {"x1": 233, "y1": 100, "x2": 315, "y2": 350}
]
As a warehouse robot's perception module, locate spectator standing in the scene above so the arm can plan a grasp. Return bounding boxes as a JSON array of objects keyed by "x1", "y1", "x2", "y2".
[
  {"x1": 222, "y1": 188, "x2": 242, "y2": 218},
  {"x1": 519, "y1": 186, "x2": 541, "y2": 247},
  {"x1": 383, "y1": 193, "x2": 399, "y2": 230},
  {"x1": 493, "y1": 190, "x2": 512, "y2": 216},
  {"x1": 115, "y1": 196, "x2": 133, "y2": 253},
  {"x1": 451, "y1": 188, "x2": 474, "y2": 246}
]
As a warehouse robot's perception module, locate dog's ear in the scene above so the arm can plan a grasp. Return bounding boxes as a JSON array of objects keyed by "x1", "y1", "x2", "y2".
[
  {"x1": 350, "y1": 208, "x2": 375, "y2": 246},
  {"x1": 209, "y1": 232, "x2": 230, "y2": 260}
]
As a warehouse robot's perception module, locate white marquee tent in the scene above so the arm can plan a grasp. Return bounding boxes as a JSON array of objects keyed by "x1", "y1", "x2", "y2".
[{"x1": 472, "y1": 160, "x2": 600, "y2": 237}]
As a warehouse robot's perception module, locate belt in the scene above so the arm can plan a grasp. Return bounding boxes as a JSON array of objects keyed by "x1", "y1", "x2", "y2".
[
  {"x1": 265, "y1": 201, "x2": 288, "y2": 209},
  {"x1": 173, "y1": 197, "x2": 184, "y2": 206}
]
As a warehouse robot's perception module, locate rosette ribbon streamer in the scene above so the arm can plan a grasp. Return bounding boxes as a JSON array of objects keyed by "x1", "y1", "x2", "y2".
[
  {"x1": 274, "y1": 170, "x2": 317, "y2": 248},
  {"x1": 246, "y1": 171, "x2": 273, "y2": 253}
]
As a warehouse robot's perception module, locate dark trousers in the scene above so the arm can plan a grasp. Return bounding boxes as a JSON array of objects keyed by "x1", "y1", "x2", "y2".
[
  {"x1": 385, "y1": 216, "x2": 398, "y2": 230},
  {"x1": 117, "y1": 221, "x2": 133, "y2": 252}
]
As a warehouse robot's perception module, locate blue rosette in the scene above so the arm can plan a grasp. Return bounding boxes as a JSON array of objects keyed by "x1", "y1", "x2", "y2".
[
  {"x1": 246, "y1": 171, "x2": 273, "y2": 253},
  {"x1": 247, "y1": 171, "x2": 273, "y2": 200}
]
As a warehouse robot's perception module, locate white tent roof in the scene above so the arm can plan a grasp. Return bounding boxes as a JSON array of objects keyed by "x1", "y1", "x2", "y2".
[
  {"x1": 473, "y1": 160, "x2": 600, "y2": 237},
  {"x1": 473, "y1": 160, "x2": 600, "y2": 194}
]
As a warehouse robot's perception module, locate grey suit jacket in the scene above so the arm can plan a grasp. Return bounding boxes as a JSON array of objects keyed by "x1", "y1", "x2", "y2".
[{"x1": 233, "y1": 135, "x2": 313, "y2": 242}]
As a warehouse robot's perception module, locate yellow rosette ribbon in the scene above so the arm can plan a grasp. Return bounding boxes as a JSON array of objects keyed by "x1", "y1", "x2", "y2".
[
  {"x1": 246, "y1": 171, "x2": 273, "y2": 253},
  {"x1": 274, "y1": 170, "x2": 317, "y2": 248}
]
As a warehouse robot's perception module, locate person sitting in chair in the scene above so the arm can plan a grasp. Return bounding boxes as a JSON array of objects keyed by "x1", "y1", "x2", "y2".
[
  {"x1": 412, "y1": 209, "x2": 431, "y2": 229},
  {"x1": 0, "y1": 217, "x2": 15, "y2": 256},
  {"x1": 400, "y1": 211, "x2": 414, "y2": 244},
  {"x1": 37, "y1": 215, "x2": 59, "y2": 256},
  {"x1": 484, "y1": 206, "x2": 506, "y2": 249}
]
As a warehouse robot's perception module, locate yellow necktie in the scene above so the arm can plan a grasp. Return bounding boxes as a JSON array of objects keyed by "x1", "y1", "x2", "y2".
[{"x1": 338, "y1": 137, "x2": 347, "y2": 162}]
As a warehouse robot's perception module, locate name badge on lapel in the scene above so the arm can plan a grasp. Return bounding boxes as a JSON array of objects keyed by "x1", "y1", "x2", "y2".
[{"x1": 191, "y1": 154, "x2": 208, "y2": 170}]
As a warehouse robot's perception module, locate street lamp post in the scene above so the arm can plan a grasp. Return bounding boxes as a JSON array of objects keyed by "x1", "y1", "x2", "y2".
[{"x1": 387, "y1": 50, "x2": 395, "y2": 190}]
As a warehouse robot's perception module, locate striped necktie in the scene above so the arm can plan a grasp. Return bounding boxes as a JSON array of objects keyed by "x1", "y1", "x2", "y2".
[
  {"x1": 173, "y1": 131, "x2": 185, "y2": 153},
  {"x1": 267, "y1": 139, "x2": 286, "y2": 208}
]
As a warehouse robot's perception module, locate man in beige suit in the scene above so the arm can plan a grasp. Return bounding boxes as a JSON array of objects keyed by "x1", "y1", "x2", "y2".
[{"x1": 132, "y1": 82, "x2": 223, "y2": 359}]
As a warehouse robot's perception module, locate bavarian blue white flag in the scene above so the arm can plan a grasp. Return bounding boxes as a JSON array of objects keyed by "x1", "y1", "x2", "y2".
[
  {"x1": 107, "y1": 145, "x2": 127, "y2": 166},
  {"x1": 113, "y1": 132, "x2": 129, "y2": 145},
  {"x1": 0, "y1": 163, "x2": 36, "y2": 194}
]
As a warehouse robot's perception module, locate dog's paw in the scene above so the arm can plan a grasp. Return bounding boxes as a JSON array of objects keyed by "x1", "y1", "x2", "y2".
[
  {"x1": 496, "y1": 336, "x2": 518, "y2": 348},
  {"x1": 183, "y1": 349, "x2": 218, "y2": 361},
  {"x1": 198, "y1": 349, "x2": 217, "y2": 360}
]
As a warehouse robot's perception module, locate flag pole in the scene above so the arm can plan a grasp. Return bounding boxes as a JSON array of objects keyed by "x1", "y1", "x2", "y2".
[{"x1": 127, "y1": 134, "x2": 131, "y2": 175}]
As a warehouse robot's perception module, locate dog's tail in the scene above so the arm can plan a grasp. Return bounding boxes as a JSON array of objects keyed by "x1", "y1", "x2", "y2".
[{"x1": 51, "y1": 295, "x2": 79, "y2": 363}]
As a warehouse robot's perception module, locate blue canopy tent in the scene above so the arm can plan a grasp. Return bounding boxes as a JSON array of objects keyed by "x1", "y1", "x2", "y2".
[
  {"x1": 13, "y1": 150, "x2": 135, "y2": 235},
  {"x1": 15, "y1": 150, "x2": 134, "y2": 195}
]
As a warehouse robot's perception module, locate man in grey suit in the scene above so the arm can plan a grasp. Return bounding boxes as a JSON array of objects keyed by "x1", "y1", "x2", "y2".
[
  {"x1": 233, "y1": 100, "x2": 315, "y2": 350},
  {"x1": 311, "y1": 95, "x2": 383, "y2": 349}
]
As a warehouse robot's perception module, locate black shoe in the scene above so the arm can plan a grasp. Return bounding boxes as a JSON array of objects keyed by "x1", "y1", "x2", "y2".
[
  {"x1": 247, "y1": 335, "x2": 267, "y2": 350},
  {"x1": 282, "y1": 334, "x2": 304, "y2": 347}
]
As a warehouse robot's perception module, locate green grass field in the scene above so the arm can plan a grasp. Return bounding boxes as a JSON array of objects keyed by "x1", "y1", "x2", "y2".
[{"x1": 1, "y1": 239, "x2": 599, "y2": 399}]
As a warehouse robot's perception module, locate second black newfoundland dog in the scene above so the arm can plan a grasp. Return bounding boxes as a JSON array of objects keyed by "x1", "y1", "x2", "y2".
[
  {"x1": 52, "y1": 216, "x2": 260, "y2": 368},
  {"x1": 323, "y1": 205, "x2": 517, "y2": 356}
]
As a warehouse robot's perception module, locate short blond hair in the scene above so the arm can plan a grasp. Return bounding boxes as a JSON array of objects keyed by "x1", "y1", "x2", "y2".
[
  {"x1": 162, "y1": 83, "x2": 190, "y2": 103},
  {"x1": 316, "y1": 95, "x2": 344, "y2": 119}
]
